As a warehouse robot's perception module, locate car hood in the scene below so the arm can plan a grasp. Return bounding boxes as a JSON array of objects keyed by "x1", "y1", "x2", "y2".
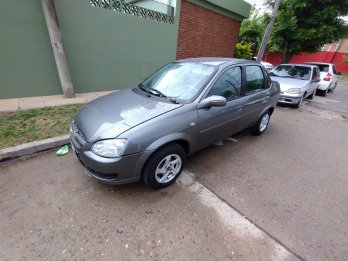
[
  {"x1": 270, "y1": 76, "x2": 309, "y2": 92},
  {"x1": 74, "y1": 88, "x2": 183, "y2": 142}
]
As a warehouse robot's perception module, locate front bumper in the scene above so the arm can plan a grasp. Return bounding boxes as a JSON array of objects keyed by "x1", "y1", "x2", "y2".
[
  {"x1": 277, "y1": 93, "x2": 303, "y2": 105},
  {"x1": 70, "y1": 134, "x2": 153, "y2": 185}
]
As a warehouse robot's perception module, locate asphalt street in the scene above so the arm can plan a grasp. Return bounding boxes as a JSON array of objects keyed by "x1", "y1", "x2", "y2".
[
  {"x1": 1, "y1": 79, "x2": 348, "y2": 260},
  {"x1": 186, "y1": 79, "x2": 348, "y2": 260}
]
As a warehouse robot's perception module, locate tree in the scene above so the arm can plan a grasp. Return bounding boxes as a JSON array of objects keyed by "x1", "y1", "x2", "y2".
[
  {"x1": 239, "y1": 7, "x2": 267, "y2": 55},
  {"x1": 267, "y1": 0, "x2": 348, "y2": 63}
]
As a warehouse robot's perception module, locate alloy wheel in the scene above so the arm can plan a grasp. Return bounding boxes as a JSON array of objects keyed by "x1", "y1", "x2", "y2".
[
  {"x1": 155, "y1": 154, "x2": 182, "y2": 184},
  {"x1": 259, "y1": 113, "x2": 270, "y2": 132}
]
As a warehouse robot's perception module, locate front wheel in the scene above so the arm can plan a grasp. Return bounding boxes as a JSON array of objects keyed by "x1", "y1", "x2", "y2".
[
  {"x1": 251, "y1": 111, "x2": 271, "y2": 136},
  {"x1": 143, "y1": 144, "x2": 186, "y2": 189},
  {"x1": 295, "y1": 94, "x2": 305, "y2": 108},
  {"x1": 307, "y1": 89, "x2": 316, "y2": 100}
]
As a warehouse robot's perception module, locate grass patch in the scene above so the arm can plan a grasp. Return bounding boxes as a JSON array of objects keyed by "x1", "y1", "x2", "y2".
[
  {"x1": 0, "y1": 104, "x2": 83, "y2": 149},
  {"x1": 338, "y1": 74, "x2": 348, "y2": 80}
]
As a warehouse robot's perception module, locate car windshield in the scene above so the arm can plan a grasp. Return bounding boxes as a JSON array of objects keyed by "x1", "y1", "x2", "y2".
[
  {"x1": 140, "y1": 62, "x2": 216, "y2": 101},
  {"x1": 270, "y1": 65, "x2": 311, "y2": 80}
]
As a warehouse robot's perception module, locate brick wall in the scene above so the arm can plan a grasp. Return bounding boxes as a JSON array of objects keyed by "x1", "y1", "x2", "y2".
[{"x1": 176, "y1": 0, "x2": 241, "y2": 59}]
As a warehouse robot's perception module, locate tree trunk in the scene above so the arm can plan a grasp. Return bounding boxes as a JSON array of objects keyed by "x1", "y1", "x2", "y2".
[{"x1": 281, "y1": 41, "x2": 293, "y2": 63}]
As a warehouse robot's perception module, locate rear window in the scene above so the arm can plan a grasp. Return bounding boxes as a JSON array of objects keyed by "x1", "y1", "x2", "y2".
[
  {"x1": 316, "y1": 65, "x2": 329, "y2": 72},
  {"x1": 307, "y1": 64, "x2": 329, "y2": 72}
]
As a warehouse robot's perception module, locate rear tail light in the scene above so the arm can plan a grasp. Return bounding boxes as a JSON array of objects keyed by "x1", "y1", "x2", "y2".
[{"x1": 323, "y1": 73, "x2": 333, "y2": 81}]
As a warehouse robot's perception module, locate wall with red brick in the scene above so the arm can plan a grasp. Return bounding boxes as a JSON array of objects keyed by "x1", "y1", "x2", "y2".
[{"x1": 176, "y1": 0, "x2": 241, "y2": 59}]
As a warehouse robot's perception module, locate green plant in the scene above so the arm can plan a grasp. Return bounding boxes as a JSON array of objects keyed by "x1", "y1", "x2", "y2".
[
  {"x1": 343, "y1": 55, "x2": 348, "y2": 63},
  {"x1": 234, "y1": 42, "x2": 253, "y2": 60}
]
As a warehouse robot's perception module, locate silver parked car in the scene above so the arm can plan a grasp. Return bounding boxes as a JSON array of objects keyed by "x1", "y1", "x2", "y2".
[
  {"x1": 304, "y1": 62, "x2": 341, "y2": 96},
  {"x1": 269, "y1": 64, "x2": 320, "y2": 108},
  {"x1": 70, "y1": 58, "x2": 280, "y2": 189}
]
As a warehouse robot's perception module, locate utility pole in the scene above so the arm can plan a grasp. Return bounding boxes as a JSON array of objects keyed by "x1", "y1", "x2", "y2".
[
  {"x1": 256, "y1": 0, "x2": 281, "y2": 62},
  {"x1": 41, "y1": 0, "x2": 75, "y2": 98}
]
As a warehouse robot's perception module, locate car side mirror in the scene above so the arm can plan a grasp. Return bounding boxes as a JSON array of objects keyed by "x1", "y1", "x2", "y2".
[{"x1": 198, "y1": 95, "x2": 227, "y2": 109}]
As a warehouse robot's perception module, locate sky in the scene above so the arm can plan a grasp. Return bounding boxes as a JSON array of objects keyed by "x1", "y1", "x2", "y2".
[
  {"x1": 244, "y1": 0, "x2": 269, "y2": 13},
  {"x1": 244, "y1": 0, "x2": 348, "y2": 22}
]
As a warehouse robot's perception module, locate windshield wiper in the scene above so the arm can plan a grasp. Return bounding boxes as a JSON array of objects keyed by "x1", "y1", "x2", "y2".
[
  {"x1": 138, "y1": 84, "x2": 151, "y2": 97},
  {"x1": 148, "y1": 87, "x2": 179, "y2": 104}
]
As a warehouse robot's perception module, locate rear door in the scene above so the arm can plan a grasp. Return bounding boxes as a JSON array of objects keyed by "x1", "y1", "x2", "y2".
[
  {"x1": 310, "y1": 67, "x2": 320, "y2": 93},
  {"x1": 241, "y1": 65, "x2": 270, "y2": 125},
  {"x1": 197, "y1": 66, "x2": 245, "y2": 148}
]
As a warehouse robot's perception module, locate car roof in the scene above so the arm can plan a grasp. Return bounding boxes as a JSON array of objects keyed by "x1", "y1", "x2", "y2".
[
  {"x1": 304, "y1": 62, "x2": 333, "y2": 66},
  {"x1": 176, "y1": 57, "x2": 259, "y2": 67},
  {"x1": 278, "y1": 63, "x2": 316, "y2": 68}
]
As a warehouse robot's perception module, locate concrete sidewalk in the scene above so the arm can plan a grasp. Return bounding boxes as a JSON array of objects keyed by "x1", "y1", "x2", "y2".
[{"x1": 0, "y1": 91, "x2": 114, "y2": 112}]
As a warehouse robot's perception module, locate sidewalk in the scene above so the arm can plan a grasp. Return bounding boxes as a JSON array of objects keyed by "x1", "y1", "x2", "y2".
[{"x1": 0, "y1": 91, "x2": 114, "y2": 112}]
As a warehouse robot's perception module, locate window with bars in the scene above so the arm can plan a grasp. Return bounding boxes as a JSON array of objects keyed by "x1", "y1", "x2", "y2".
[{"x1": 90, "y1": 0, "x2": 175, "y2": 24}]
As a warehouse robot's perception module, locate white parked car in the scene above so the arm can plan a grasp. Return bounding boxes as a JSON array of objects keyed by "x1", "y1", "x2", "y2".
[
  {"x1": 304, "y1": 62, "x2": 341, "y2": 96},
  {"x1": 260, "y1": 60, "x2": 274, "y2": 71},
  {"x1": 252, "y1": 57, "x2": 273, "y2": 71}
]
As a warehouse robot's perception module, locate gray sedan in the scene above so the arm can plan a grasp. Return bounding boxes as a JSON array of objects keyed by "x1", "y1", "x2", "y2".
[
  {"x1": 270, "y1": 64, "x2": 320, "y2": 108},
  {"x1": 70, "y1": 58, "x2": 280, "y2": 189}
]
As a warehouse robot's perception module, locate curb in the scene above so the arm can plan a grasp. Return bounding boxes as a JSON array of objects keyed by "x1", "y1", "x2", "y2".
[{"x1": 0, "y1": 135, "x2": 69, "y2": 162}]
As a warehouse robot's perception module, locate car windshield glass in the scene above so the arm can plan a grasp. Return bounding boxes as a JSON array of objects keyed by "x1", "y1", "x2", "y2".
[
  {"x1": 270, "y1": 65, "x2": 311, "y2": 80},
  {"x1": 141, "y1": 62, "x2": 216, "y2": 101}
]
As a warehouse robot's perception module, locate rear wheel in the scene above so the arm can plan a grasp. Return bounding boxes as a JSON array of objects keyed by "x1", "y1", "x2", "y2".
[
  {"x1": 251, "y1": 110, "x2": 271, "y2": 136},
  {"x1": 329, "y1": 82, "x2": 337, "y2": 92},
  {"x1": 143, "y1": 144, "x2": 186, "y2": 189}
]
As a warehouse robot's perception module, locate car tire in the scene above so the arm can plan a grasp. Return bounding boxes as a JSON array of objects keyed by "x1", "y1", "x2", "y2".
[
  {"x1": 251, "y1": 110, "x2": 271, "y2": 136},
  {"x1": 329, "y1": 83, "x2": 337, "y2": 92},
  {"x1": 307, "y1": 90, "x2": 315, "y2": 100},
  {"x1": 295, "y1": 94, "x2": 305, "y2": 108},
  {"x1": 143, "y1": 144, "x2": 186, "y2": 189}
]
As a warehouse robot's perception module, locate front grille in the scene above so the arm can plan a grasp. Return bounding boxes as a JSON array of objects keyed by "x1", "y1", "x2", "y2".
[{"x1": 72, "y1": 121, "x2": 87, "y2": 143}]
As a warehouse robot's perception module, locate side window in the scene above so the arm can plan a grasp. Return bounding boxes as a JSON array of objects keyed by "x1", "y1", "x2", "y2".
[
  {"x1": 207, "y1": 67, "x2": 241, "y2": 101},
  {"x1": 312, "y1": 68, "x2": 317, "y2": 80},
  {"x1": 245, "y1": 66, "x2": 265, "y2": 95},
  {"x1": 332, "y1": 65, "x2": 337, "y2": 74}
]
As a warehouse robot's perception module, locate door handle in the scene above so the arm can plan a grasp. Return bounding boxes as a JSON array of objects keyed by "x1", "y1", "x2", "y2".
[
  {"x1": 262, "y1": 97, "x2": 270, "y2": 103},
  {"x1": 246, "y1": 98, "x2": 268, "y2": 106}
]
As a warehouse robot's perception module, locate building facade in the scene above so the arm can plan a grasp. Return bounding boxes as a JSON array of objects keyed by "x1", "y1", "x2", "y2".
[{"x1": 0, "y1": 0, "x2": 250, "y2": 99}]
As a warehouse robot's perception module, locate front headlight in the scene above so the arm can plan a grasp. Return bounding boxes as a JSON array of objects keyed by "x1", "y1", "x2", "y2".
[
  {"x1": 91, "y1": 139, "x2": 127, "y2": 158},
  {"x1": 286, "y1": 88, "x2": 301, "y2": 94}
]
